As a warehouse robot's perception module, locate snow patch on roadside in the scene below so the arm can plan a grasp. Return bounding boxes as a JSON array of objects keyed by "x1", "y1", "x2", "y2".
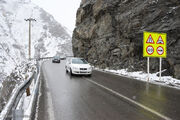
[
  {"x1": 22, "y1": 73, "x2": 39, "y2": 120},
  {"x1": 0, "y1": 61, "x2": 36, "y2": 119},
  {"x1": 95, "y1": 68, "x2": 180, "y2": 89}
]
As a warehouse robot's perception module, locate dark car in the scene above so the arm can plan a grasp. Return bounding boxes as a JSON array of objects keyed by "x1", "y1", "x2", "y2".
[{"x1": 52, "y1": 56, "x2": 60, "y2": 63}]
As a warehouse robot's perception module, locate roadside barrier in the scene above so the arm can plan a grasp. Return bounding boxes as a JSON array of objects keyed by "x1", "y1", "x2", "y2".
[{"x1": 0, "y1": 61, "x2": 40, "y2": 120}]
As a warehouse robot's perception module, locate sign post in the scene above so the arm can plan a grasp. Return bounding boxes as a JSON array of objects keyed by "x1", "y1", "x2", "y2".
[
  {"x1": 147, "y1": 57, "x2": 150, "y2": 81},
  {"x1": 143, "y1": 31, "x2": 167, "y2": 81},
  {"x1": 159, "y1": 57, "x2": 162, "y2": 81}
]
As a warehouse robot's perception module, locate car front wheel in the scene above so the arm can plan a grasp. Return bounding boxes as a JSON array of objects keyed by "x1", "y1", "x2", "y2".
[
  {"x1": 88, "y1": 74, "x2": 92, "y2": 77},
  {"x1": 70, "y1": 68, "x2": 73, "y2": 76},
  {"x1": 66, "y1": 69, "x2": 68, "y2": 73}
]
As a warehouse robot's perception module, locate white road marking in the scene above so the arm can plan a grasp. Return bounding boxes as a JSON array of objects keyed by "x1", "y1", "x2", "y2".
[
  {"x1": 37, "y1": 64, "x2": 55, "y2": 120},
  {"x1": 84, "y1": 78, "x2": 172, "y2": 120},
  {"x1": 44, "y1": 67, "x2": 55, "y2": 120},
  {"x1": 46, "y1": 88, "x2": 55, "y2": 120},
  {"x1": 35, "y1": 74, "x2": 42, "y2": 120}
]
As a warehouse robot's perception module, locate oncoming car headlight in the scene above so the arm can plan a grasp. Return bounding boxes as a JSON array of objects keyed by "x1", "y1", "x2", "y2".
[
  {"x1": 72, "y1": 67, "x2": 79, "y2": 70},
  {"x1": 88, "y1": 67, "x2": 92, "y2": 71}
]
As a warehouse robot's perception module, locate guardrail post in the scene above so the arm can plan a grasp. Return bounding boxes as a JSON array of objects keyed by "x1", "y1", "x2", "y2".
[
  {"x1": 24, "y1": 74, "x2": 31, "y2": 96},
  {"x1": 26, "y1": 87, "x2": 31, "y2": 96}
]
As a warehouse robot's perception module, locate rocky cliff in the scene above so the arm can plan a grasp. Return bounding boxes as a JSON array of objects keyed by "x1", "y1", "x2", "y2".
[{"x1": 72, "y1": 0, "x2": 180, "y2": 79}]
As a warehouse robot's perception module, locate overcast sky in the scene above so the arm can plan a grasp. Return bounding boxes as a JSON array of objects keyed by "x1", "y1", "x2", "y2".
[{"x1": 31, "y1": 0, "x2": 81, "y2": 31}]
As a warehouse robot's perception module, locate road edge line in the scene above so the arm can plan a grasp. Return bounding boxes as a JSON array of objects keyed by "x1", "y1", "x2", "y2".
[
  {"x1": 84, "y1": 78, "x2": 172, "y2": 120},
  {"x1": 40, "y1": 63, "x2": 55, "y2": 120},
  {"x1": 34, "y1": 72, "x2": 42, "y2": 120}
]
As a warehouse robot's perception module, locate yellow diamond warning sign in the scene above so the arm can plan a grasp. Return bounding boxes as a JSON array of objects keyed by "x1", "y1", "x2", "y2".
[{"x1": 143, "y1": 31, "x2": 167, "y2": 58}]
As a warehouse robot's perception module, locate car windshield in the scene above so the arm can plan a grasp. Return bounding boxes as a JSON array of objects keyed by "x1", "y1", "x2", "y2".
[{"x1": 72, "y1": 58, "x2": 88, "y2": 64}]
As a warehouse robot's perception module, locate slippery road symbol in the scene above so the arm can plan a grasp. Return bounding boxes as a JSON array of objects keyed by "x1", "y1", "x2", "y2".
[{"x1": 157, "y1": 46, "x2": 164, "y2": 55}]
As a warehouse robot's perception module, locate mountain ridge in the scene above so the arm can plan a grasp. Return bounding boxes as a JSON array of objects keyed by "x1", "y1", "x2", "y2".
[{"x1": 0, "y1": 0, "x2": 72, "y2": 81}]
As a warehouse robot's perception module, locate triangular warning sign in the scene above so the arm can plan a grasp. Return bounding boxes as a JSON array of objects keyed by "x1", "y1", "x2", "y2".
[
  {"x1": 146, "y1": 34, "x2": 155, "y2": 44},
  {"x1": 157, "y1": 36, "x2": 164, "y2": 44}
]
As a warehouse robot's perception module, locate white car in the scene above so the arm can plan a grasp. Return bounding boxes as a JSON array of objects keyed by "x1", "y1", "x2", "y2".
[{"x1": 65, "y1": 57, "x2": 92, "y2": 76}]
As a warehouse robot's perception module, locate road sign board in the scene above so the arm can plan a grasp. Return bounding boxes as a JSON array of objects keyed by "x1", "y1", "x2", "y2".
[{"x1": 143, "y1": 31, "x2": 167, "y2": 58}]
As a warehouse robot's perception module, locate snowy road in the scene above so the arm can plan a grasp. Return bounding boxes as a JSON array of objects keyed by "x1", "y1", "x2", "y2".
[{"x1": 36, "y1": 60, "x2": 180, "y2": 120}]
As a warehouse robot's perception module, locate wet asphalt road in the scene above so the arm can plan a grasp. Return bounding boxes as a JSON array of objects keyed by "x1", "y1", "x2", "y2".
[{"x1": 36, "y1": 60, "x2": 180, "y2": 120}]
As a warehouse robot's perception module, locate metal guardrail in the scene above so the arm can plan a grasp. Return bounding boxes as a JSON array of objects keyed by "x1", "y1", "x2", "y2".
[
  {"x1": 0, "y1": 61, "x2": 40, "y2": 120},
  {"x1": 29, "y1": 57, "x2": 53, "y2": 61},
  {"x1": 38, "y1": 57, "x2": 53, "y2": 60},
  {"x1": 31, "y1": 56, "x2": 74, "y2": 61}
]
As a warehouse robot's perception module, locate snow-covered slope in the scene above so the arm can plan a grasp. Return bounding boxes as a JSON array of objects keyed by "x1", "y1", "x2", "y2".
[{"x1": 0, "y1": 0, "x2": 72, "y2": 80}]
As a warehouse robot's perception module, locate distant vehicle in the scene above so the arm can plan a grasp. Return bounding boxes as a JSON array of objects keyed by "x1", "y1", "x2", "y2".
[
  {"x1": 52, "y1": 56, "x2": 60, "y2": 63},
  {"x1": 60, "y1": 55, "x2": 66, "y2": 60},
  {"x1": 65, "y1": 57, "x2": 92, "y2": 76}
]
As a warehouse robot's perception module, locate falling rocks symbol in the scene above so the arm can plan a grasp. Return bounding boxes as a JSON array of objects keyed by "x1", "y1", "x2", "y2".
[{"x1": 157, "y1": 36, "x2": 164, "y2": 44}]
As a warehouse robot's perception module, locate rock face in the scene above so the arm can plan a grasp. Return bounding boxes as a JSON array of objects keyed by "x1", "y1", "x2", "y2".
[{"x1": 72, "y1": 0, "x2": 180, "y2": 79}]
